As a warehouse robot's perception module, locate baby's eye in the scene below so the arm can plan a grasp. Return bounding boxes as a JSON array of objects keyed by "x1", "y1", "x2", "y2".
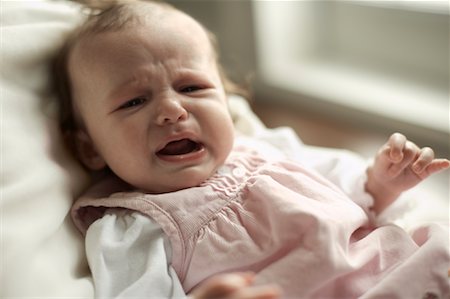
[
  {"x1": 119, "y1": 97, "x2": 146, "y2": 110},
  {"x1": 181, "y1": 85, "x2": 202, "y2": 93}
]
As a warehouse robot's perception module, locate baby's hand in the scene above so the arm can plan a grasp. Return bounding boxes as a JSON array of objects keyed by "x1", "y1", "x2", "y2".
[
  {"x1": 366, "y1": 132, "x2": 449, "y2": 214},
  {"x1": 189, "y1": 272, "x2": 281, "y2": 299}
]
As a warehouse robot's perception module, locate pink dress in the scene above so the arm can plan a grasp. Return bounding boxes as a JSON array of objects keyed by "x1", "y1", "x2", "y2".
[{"x1": 72, "y1": 145, "x2": 449, "y2": 299}]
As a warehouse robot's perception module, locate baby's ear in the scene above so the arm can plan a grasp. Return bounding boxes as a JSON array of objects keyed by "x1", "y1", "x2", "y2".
[{"x1": 74, "y1": 130, "x2": 106, "y2": 170}]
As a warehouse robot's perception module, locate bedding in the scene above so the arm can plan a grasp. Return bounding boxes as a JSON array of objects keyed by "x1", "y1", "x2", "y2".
[
  {"x1": 1, "y1": 1, "x2": 447, "y2": 298},
  {"x1": 1, "y1": 1, "x2": 91, "y2": 297}
]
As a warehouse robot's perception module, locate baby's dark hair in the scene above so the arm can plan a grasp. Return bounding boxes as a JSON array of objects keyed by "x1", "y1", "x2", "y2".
[{"x1": 52, "y1": 0, "x2": 247, "y2": 154}]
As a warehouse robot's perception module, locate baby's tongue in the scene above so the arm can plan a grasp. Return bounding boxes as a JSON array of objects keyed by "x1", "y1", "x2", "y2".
[{"x1": 158, "y1": 139, "x2": 196, "y2": 155}]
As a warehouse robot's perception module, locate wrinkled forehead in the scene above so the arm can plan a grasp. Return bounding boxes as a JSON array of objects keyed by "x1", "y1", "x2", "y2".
[
  {"x1": 70, "y1": 5, "x2": 215, "y2": 78},
  {"x1": 69, "y1": 11, "x2": 218, "y2": 90},
  {"x1": 67, "y1": 5, "x2": 219, "y2": 117},
  {"x1": 74, "y1": 4, "x2": 215, "y2": 63}
]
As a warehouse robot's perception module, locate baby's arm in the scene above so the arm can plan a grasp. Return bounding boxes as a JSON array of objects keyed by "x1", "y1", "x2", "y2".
[
  {"x1": 365, "y1": 132, "x2": 449, "y2": 214},
  {"x1": 190, "y1": 272, "x2": 280, "y2": 299}
]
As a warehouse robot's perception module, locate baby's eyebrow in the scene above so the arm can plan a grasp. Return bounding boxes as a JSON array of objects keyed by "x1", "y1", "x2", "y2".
[
  {"x1": 175, "y1": 68, "x2": 216, "y2": 82},
  {"x1": 106, "y1": 67, "x2": 214, "y2": 102},
  {"x1": 106, "y1": 78, "x2": 141, "y2": 103}
]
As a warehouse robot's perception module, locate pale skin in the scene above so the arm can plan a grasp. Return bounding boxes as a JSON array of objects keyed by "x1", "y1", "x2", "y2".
[
  {"x1": 366, "y1": 132, "x2": 449, "y2": 214},
  {"x1": 190, "y1": 272, "x2": 281, "y2": 299},
  {"x1": 67, "y1": 2, "x2": 449, "y2": 299}
]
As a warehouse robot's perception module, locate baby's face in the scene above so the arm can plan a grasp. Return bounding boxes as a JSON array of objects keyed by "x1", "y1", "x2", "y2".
[{"x1": 69, "y1": 10, "x2": 235, "y2": 193}]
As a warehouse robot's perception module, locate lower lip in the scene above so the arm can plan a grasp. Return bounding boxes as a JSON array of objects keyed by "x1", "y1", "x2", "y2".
[{"x1": 156, "y1": 146, "x2": 207, "y2": 163}]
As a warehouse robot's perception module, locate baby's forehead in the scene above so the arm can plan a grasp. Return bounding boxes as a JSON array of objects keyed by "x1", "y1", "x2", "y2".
[
  {"x1": 68, "y1": 4, "x2": 218, "y2": 90},
  {"x1": 79, "y1": 3, "x2": 211, "y2": 50},
  {"x1": 123, "y1": 2, "x2": 208, "y2": 37},
  {"x1": 72, "y1": 7, "x2": 214, "y2": 67},
  {"x1": 139, "y1": 4, "x2": 211, "y2": 44}
]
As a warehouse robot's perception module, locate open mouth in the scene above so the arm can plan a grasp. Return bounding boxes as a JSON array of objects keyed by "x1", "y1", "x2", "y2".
[{"x1": 157, "y1": 138, "x2": 203, "y2": 157}]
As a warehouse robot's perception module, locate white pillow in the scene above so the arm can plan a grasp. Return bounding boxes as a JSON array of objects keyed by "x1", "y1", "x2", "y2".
[{"x1": 1, "y1": 1, "x2": 93, "y2": 297}]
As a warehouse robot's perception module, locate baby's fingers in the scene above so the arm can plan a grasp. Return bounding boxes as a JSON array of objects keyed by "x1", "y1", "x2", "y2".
[
  {"x1": 417, "y1": 159, "x2": 450, "y2": 179},
  {"x1": 190, "y1": 272, "x2": 281, "y2": 299},
  {"x1": 388, "y1": 133, "x2": 407, "y2": 162},
  {"x1": 411, "y1": 147, "x2": 434, "y2": 173},
  {"x1": 388, "y1": 141, "x2": 417, "y2": 177},
  {"x1": 190, "y1": 272, "x2": 255, "y2": 299},
  {"x1": 229, "y1": 285, "x2": 281, "y2": 299}
]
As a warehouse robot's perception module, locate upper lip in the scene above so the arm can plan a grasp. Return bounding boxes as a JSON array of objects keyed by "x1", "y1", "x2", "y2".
[{"x1": 155, "y1": 131, "x2": 201, "y2": 153}]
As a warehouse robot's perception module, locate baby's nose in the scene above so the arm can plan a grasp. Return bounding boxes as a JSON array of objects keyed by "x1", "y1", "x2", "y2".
[{"x1": 155, "y1": 96, "x2": 188, "y2": 125}]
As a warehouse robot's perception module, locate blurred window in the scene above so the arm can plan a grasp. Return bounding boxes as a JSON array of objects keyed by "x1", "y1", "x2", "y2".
[{"x1": 253, "y1": 0, "x2": 449, "y2": 135}]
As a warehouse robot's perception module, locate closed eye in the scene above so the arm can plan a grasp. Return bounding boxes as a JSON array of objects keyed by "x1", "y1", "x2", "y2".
[
  {"x1": 119, "y1": 97, "x2": 147, "y2": 110},
  {"x1": 180, "y1": 85, "x2": 203, "y2": 93}
]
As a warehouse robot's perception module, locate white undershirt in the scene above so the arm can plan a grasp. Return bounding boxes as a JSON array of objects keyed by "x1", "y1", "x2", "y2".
[
  {"x1": 85, "y1": 128, "x2": 377, "y2": 298},
  {"x1": 86, "y1": 209, "x2": 186, "y2": 299}
]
